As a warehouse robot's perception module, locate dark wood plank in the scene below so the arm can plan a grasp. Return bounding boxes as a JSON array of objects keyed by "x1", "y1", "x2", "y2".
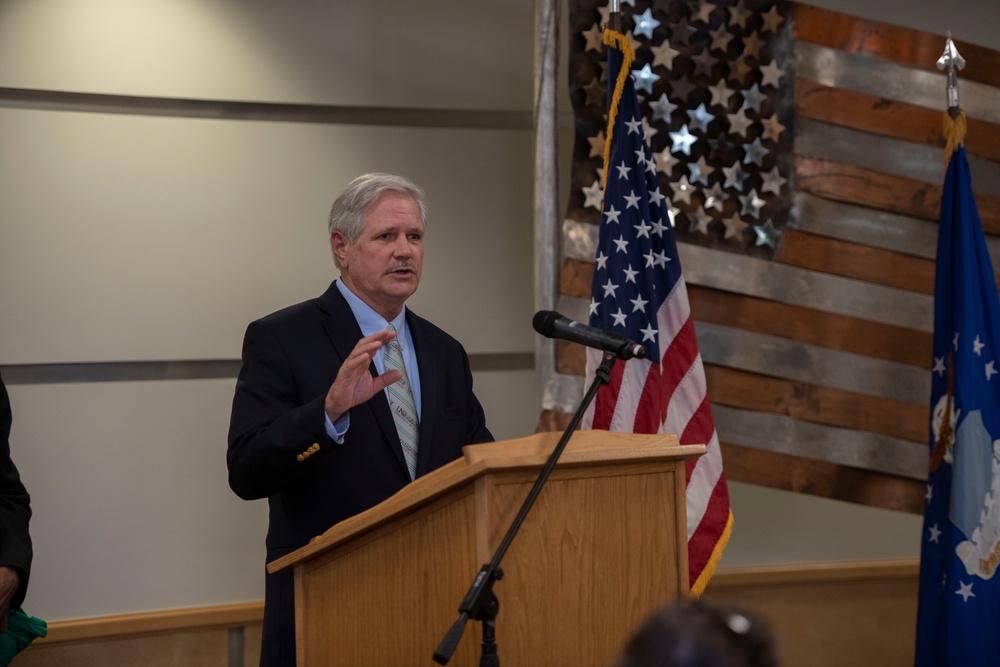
[
  {"x1": 721, "y1": 443, "x2": 926, "y2": 514},
  {"x1": 560, "y1": 258, "x2": 594, "y2": 299},
  {"x1": 797, "y1": 78, "x2": 1000, "y2": 163},
  {"x1": 704, "y1": 365, "x2": 928, "y2": 443},
  {"x1": 776, "y1": 228, "x2": 935, "y2": 294},
  {"x1": 795, "y1": 156, "x2": 1000, "y2": 235},
  {"x1": 688, "y1": 285, "x2": 932, "y2": 367},
  {"x1": 792, "y1": 4, "x2": 1000, "y2": 90}
]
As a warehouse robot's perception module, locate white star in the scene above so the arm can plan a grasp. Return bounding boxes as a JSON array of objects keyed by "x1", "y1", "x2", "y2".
[
  {"x1": 631, "y1": 295, "x2": 649, "y2": 313},
  {"x1": 624, "y1": 191, "x2": 642, "y2": 209},
  {"x1": 613, "y1": 235, "x2": 629, "y2": 254},
  {"x1": 595, "y1": 251, "x2": 608, "y2": 270},
  {"x1": 611, "y1": 308, "x2": 628, "y2": 327},
  {"x1": 589, "y1": 298, "x2": 599, "y2": 316},
  {"x1": 954, "y1": 332, "x2": 960, "y2": 351},
  {"x1": 634, "y1": 220, "x2": 652, "y2": 238},
  {"x1": 929, "y1": 524, "x2": 942, "y2": 543},
  {"x1": 602, "y1": 279, "x2": 619, "y2": 298},
  {"x1": 933, "y1": 356, "x2": 946, "y2": 376},
  {"x1": 615, "y1": 161, "x2": 632, "y2": 180},
  {"x1": 623, "y1": 265, "x2": 639, "y2": 284},
  {"x1": 974, "y1": 335, "x2": 985, "y2": 356},
  {"x1": 582, "y1": 180, "x2": 604, "y2": 210},
  {"x1": 605, "y1": 206, "x2": 621, "y2": 224},
  {"x1": 644, "y1": 250, "x2": 656, "y2": 268},
  {"x1": 634, "y1": 149, "x2": 647, "y2": 166},
  {"x1": 632, "y1": 63, "x2": 659, "y2": 95},
  {"x1": 669, "y1": 124, "x2": 697, "y2": 156},
  {"x1": 926, "y1": 484, "x2": 933, "y2": 503},
  {"x1": 640, "y1": 323, "x2": 658, "y2": 342},
  {"x1": 653, "y1": 250, "x2": 669, "y2": 268},
  {"x1": 987, "y1": 361, "x2": 998, "y2": 381},
  {"x1": 956, "y1": 581, "x2": 975, "y2": 602},
  {"x1": 649, "y1": 187, "x2": 665, "y2": 208},
  {"x1": 625, "y1": 117, "x2": 643, "y2": 135},
  {"x1": 633, "y1": 7, "x2": 661, "y2": 39}
]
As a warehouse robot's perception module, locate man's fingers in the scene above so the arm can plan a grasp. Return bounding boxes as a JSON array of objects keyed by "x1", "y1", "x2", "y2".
[{"x1": 372, "y1": 369, "x2": 403, "y2": 393}]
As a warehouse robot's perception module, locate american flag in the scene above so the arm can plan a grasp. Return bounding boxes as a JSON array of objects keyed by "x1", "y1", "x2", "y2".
[{"x1": 580, "y1": 27, "x2": 731, "y2": 595}]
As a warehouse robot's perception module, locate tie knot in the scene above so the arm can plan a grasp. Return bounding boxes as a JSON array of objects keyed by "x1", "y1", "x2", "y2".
[{"x1": 386, "y1": 323, "x2": 397, "y2": 333}]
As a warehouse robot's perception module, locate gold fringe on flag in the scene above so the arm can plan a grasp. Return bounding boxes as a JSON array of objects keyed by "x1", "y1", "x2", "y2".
[
  {"x1": 600, "y1": 29, "x2": 635, "y2": 190},
  {"x1": 690, "y1": 510, "x2": 734, "y2": 598},
  {"x1": 943, "y1": 109, "x2": 967, "y2": 165}
]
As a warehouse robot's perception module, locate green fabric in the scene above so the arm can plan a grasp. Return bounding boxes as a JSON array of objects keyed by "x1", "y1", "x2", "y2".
[{"x1": 0, "y1": 608, "x2": 47, "y2": 666}]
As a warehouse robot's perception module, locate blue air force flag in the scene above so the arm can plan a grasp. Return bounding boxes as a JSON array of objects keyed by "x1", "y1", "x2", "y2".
[{"x1": 915, "y1": 144, "x2": 1000, "y2": 666}]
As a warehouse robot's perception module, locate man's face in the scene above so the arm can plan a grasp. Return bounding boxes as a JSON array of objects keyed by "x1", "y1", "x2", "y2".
[{"x1": 332, "y1": 191, "x2": 424, "y2": 320}]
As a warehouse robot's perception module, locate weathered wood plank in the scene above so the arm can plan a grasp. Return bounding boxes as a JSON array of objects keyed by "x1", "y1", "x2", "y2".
[
  {"x1": 796, "y1": 79, "x2": 1000, "y2": 163},
  {"x1": 721, "y1": 443, "x2": 926, "y2": 514},
  {"x1": 776, "y1": 228, "x2": 935, "y2": 294},
  {"x1": 792, "y1": 4, "x2": 1000, "y2": 90},
  {"x1": 554, "y1": 284, "x2": 934, "y2": 373},
  {"x1": 556, "y1": 338, "x2": 587, "y2": 376},
  {"x1": 704, "y1": 365, "x2": 927, "y2": 443},
  {"x1": 560, "y1": 257, "x2": 594, "y2": 299},
  {"x1": 688, "y1": 285, "x2": 931, "y2": 367},
  {"x1": 795, "y1": 157, "x2": 1000, "y2": 234}
]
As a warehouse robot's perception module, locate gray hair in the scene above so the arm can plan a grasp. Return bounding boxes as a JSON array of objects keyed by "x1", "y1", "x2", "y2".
[{"x1": 327, "y1": 173, "x2": 428, "y2": 242}]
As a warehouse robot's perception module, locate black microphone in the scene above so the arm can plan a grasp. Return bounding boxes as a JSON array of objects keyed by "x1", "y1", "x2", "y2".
[{"x1": 532, "y1": 310, "x2": 646, "y2": 360}]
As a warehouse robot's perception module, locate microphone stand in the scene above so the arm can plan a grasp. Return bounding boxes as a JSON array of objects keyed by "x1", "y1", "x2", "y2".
[{"x1": 433, "y1": 352, "x2": 618, "y2": 665}]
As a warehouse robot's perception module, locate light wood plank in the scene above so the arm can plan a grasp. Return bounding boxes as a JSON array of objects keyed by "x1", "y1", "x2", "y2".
[{"x1": 792, "y1": 4, "x2": 1000, "y2": 89}]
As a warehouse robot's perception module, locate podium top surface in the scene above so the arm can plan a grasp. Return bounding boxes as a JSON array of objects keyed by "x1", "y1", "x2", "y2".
[{"x1": 268, "y1": 430, "x2": 705, "y2": 573}]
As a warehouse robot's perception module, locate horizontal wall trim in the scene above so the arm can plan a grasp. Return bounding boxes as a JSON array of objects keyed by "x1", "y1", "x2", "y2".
[
  {"x1": 0, "y1": 86, "x2": 534, "y2": 130},
  {"x1": 32, "y1": 561, "x2": 920, "y2": 644},
  {"x1": 36, "y1": 601, "x2": 263, "y2": 645},
  {"x1": 0, "y1": 353, "x2": 533, "y2": 385},
  {"x1": 712, "y1": 559, "x2": 920, "y2": 587}
]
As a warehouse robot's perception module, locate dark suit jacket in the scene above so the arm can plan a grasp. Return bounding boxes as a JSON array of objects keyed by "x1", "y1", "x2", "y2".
[
  {"x1": 0, "y1": 374, "x2": 32, "y2": 611},
  {"x1": 228, "y1": 282, "x2": 493, "y2": 667}
]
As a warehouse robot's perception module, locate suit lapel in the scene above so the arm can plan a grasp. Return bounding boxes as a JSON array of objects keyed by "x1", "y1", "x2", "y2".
[
  {"x1": 407, "y1": 310, "x2": 438, "y2": 478},
  {"x1": 319, "y1": 283, "x2": 409, "y2": 475}
]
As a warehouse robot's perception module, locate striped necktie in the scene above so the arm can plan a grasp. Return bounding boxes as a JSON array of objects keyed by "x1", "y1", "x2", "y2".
[{"x1": 384, "y1": 324, "x2": 419, "y2": 480}]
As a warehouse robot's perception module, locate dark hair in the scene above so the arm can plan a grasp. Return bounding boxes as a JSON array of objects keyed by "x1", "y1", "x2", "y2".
[{"x1": 615, "y1": 599, "x2": 778, "y2": 667}]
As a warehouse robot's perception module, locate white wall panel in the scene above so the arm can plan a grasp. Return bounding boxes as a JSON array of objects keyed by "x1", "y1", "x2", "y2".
[
  {"x1": 6, "y1": 379, "x2": 267, "y2": 621},
  {"x1": 0, "y1": 0, "x2": 534, "y2": 109},
  {"x1": 0, "y1": 108, "x2": 534, "y2": 363}
]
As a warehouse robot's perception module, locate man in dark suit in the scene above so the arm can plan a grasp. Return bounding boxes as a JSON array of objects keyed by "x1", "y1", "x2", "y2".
[
  {"x1": 0, "y1": 374, "x2": 32, "y2": 634},
  {"x1": 228, "y1": 173, "x2": 493, "y2": 667}
]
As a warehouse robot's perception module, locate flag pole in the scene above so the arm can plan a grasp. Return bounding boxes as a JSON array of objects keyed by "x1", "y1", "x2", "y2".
[
  {"x1": 608, "y1": 0, "x2": 621, "y2": 32},
  {"x1": 936, "y1": 33, "x2": 967, "y2": 161}
]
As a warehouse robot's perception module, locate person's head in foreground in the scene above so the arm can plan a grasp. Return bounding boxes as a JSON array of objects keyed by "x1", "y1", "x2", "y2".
[{"x1": 616, "y1": 599, "x2": 778, "y2": 667}]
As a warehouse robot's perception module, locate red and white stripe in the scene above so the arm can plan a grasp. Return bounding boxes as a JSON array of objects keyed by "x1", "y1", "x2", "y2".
[{"x1": 583, "y1": 275, "x2": 731, "y2": 593}]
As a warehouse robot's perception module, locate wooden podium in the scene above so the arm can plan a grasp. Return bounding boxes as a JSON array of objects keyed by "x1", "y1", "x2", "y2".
[{"x1": 269, "y1": 430, "x2": 705, "y2": 666}]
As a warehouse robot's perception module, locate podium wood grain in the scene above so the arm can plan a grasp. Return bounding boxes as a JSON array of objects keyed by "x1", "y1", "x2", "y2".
[{"x1": 270, "y1": 431, "x2": 704, "y2": 667}]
